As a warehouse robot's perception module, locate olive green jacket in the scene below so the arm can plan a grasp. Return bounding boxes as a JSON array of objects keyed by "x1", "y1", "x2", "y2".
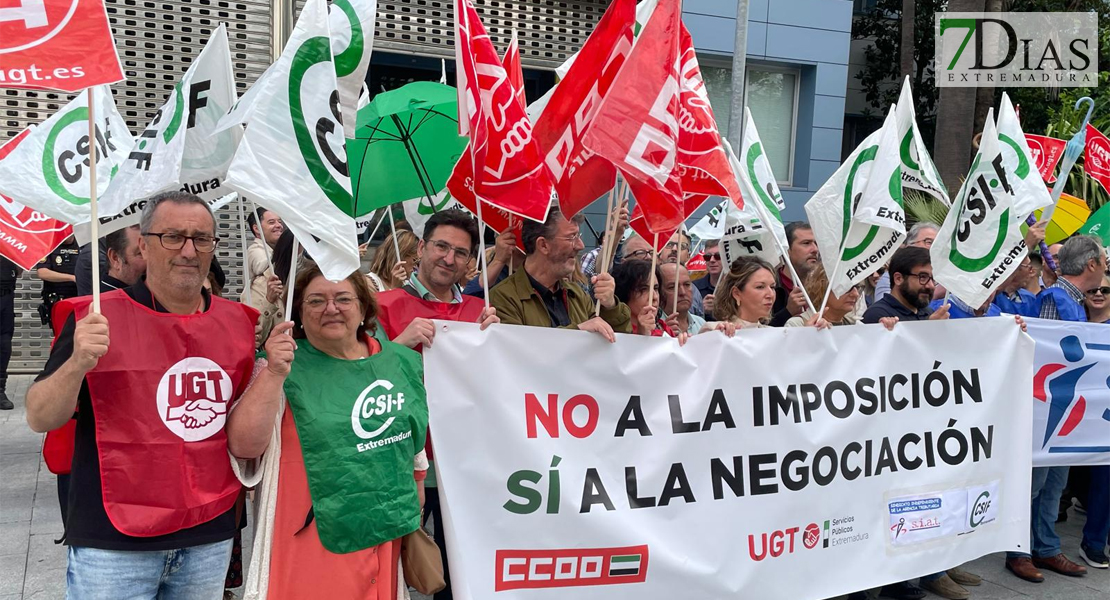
[{"x1": 488, "y1": 266, "x2": 632, "y2": 333}]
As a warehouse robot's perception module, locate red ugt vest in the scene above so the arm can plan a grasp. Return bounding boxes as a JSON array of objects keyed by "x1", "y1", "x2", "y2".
[{"x1": 58, "y1": 291, "x2": 258, "y2": 537}]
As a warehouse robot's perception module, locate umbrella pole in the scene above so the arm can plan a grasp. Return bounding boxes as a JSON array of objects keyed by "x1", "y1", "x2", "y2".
[
  {"x1": 391, "y1": 114, "x2": 440, "y2": 215},
  {"x1": 387, "y1": 207, "x2": 404, "y2": 285}
]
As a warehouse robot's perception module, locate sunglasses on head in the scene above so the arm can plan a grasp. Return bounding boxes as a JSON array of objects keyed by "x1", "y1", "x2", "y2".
[{"x1": 1087, "y1": 286, "x2": 1110, "y2": 296}]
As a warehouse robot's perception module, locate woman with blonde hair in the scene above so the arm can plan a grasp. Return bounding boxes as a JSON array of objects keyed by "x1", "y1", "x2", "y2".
[
  {"x1": 785, "y1": 265, "x2": 859, "y2": 327},
  {"x1": 711, "y1": 256, "x2": 779, "y2": 329},
  {"x1": 368, "y1": 230, "x2": 419, "y2": 292}
]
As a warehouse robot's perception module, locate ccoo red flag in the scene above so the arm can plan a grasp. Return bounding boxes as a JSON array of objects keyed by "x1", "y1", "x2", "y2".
[
  {"x1": 1025, "y1": 134, "x2": 1066, "y2": 184},
  {"x1": 449, "y1": 0, "x2": 553, "y2": 223},
  {"x1": 502, "y1": 29, "x2": 526, "y2": 111},
  {"x1": 1085, "y1": 124, "x2": 1110, "y2": 194},
  {"x1": 532, "y1": 0, "x2": 637, "y2": 220},
  {"x1": 0, "y1": 128, "x2": 73, "y2": 270},
  {"x1": 628, "y1": 194, "x2": 706, "y2": 251}
]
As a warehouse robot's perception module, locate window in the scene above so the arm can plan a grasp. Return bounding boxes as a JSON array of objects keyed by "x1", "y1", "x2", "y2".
[
  {"x1": 746, "y1": 66, "x2": 799, "y2": 186},
  {"x1": 698, "y1": 61, "x2": 800, "y2": 186}
]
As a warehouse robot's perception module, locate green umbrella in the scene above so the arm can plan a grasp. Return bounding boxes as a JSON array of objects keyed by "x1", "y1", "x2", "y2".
[{"x1": 346, "y1": 81, "x2": 468, "y2": 217}]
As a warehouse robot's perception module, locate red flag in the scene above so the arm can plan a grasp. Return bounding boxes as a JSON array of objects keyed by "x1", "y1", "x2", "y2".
[
  {"x1": 1025, "y1": 134, "x2": 1066, "y2": 184},
  {"x1": 1085, "y1": 124, "x2": 1110, "y2": 194},
  {"x1": 628, "y1": 194, "x2": 706, "y2": 251},
  {"x1": 582, "y1": 0, "x2": 685, "y2": 234},
  {"x1": 532, "y1": 0, "x2": 637, "y2": 219},
  {"x1": 0, "y1": 0, "x2": 124, "y2": 92},
  {"x1": 449, "y1": 0, "x2": 553, "y2": 223},
  {"x1": 502, "y1": 29, "x2": 526, "y2": 111},
  {"x1": 686, "y1": 252, "x2": 707, "y2": 272},
  {"x1": 0, "y1": 128, "x2": 73, "y2": 270}
]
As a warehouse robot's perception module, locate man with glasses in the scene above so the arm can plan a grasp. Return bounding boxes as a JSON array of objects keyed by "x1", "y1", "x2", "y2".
[
  {"x1": 374, "y1": 209, "x2": 498, "y2": 600},
  {"x1": 694, "y1": 239, "x2": 723, "y2": 321},
  {"x1": 860, "y1": 247, "x2": 950, "y2": 325},
  {"x1": 490, "y1": 205, "x2": 631, "y2": 341},
  {"x1": 24, "y1": 191, "x2": 288, "y2": 599}
]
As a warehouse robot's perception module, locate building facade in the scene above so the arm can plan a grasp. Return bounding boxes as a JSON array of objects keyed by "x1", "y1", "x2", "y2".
[{"x1": 0, "y1": 0, "x2": 853, "y2": 369}]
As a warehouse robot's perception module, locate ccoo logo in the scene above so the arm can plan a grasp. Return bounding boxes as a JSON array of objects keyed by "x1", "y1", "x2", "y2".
[{"x1": 156, "y1": 357, "x2": 233, "y2": 442}]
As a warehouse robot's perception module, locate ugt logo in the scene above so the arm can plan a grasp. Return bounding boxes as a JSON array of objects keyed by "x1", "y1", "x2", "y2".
[
  {"x1": 1034, "y1": 335, "x2": 1110, "y2": 454},
  {"x1": 0, "y1": 0, "x2": 77, "y2": 52},
  {"x1": 155, "y1": 357, "x2": 232, "y2": 442}
]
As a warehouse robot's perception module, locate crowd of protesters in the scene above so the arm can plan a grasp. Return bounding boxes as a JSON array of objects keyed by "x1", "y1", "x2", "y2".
[{"x1": 0, "y1": 190, "x2": 1105, "y2": 600}]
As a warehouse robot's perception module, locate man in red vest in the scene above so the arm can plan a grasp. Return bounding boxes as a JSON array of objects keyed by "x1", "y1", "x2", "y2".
[
  {"x1": 25, "y1": 191, "x2": 293, "y2": 599},
  {"x1": 375, "y1": 208, "x2": 497, "y2": 600}
]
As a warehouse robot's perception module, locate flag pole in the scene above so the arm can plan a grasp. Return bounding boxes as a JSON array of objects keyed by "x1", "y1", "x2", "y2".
[
  {"x1": 284, "y1": 239, "x2": 299, "y2": 319},
  {"x1": 648, "y1": 232, "x2": 660, "y2": 313},
  {"x1": 237, "y1": 194, "x2": 252, "y2": 305},
  {"x1": 87, "y1": 88, "x2": 101, "y2": 314},
  {"x1": 386, "y1": 207, "x2": 404, "y2": 285},
  {"x1": 818, "y1": 221, "x2": 855, "y2": 318},
  {"x1": 508, "y1": 216, "x2": 515, "y2": 277},
  {"x1": 594, "y1": 181, "x2": 619, "y2": 317},
  {"x1": 671, "y1": 224, "x2": 683, "y2": 316},
  {"x1": 474, "y1": 198, "x2": 491, "y2": 310}
]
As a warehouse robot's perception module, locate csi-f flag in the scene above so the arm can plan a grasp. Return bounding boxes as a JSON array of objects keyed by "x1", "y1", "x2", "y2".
[
  {"x1": 896, "y1": 77, "x2": 948, "y2": 206},
  {"x1": 996, "y1": 93, "x2": 1053, "y2": 218},
  {"x1": 932, "y1": 110, "x2": 1034, "y2": 309},
  {"x1": 733, "y1": 108, "x2": 789, "y2": 253},
  {"x1": 330, "y1": 0, "x2": 377, "y2": 139},
  {"x1": 805, "y1": 107, "x2": 906, "y2": 296},
  {"x1": 0, "y1": 85, "x2": 134, "y2": 224},
  {"x1": 99, "y1": 25, "x2": 241, "y2": 232},
  {"x1": 224, "y1": 0, "x2": 360, "y2": 281}
]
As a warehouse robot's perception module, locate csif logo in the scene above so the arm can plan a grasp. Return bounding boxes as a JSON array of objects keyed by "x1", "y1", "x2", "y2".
[
  {"x1": 839, "y1": 144, "x2": 903, "y2": 262},
  {"x1": 42, "y1": 108, "x2": 119, "y2": 206},
  {"x1": 948, "y1": 151, "x2": 1013, "y2": 272},
  {"x1": 936, "y1": 13, "x2": 1097, "y2": 88},
  {"x1": 970, "y1": 491, "x2": 992, "y2": 528},
  {"x1": 288, "y1": 28, "x2": 351, "y2": 207},
  {"x1": 350, "y1": 379, "x2": 407, "y2": 451}
]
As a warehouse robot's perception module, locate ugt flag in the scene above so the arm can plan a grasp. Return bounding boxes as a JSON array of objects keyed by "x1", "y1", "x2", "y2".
[
  {"x1": 448, "y1": 0, "x2": 553, "y2": 224},
  {"x1": 1025, "y1": 134, "x2": 1066, "y2": 184},
  {"x1": 98, "y1": 24, "x2": 242, "y2": 237},
  {"x1": 223, "y1": 0, "x2": 360, "y2": 282},
  {"x1": 896, "y1": 77, "x2": 948, "y2": 206},
  {"x1": 1026, "y1": 317, "x2": 1110, "y2": 467},
  {"x1": 0, "y1": 85, "x2": 134, "y2": 225},
  {"x1": 1085, "y1": 123, "x2": 1110, "y2": 195},
  {"x1": 805, "y1": 106, "x2": 905, "y2": 296},
  {"x1": 0, "y1": 127, "x2": 73, "y2": 270},
  {"x1": 931, "y1": 108, "x2": 1034, "y2": 310}
]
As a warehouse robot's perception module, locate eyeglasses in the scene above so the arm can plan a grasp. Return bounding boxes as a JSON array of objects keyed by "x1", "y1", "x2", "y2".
[
  {"x1": 143, "y1": 232, "x2": 219, "y2": 253},
  {"x1": 1087, "y1": 286, "x2": 1110, "y2": 296},
  {"x1": 551, "y1": 231, "x2": 583, "y2": 243},
  {"x1": 908, "y1": 271, "x2": 934, "y2": 286},
  {"x1": 664, "y1": 242, "x2": 691, "y2": 252},
  {"x1": 427, "y1": 239, "x2": 472, "y2": 262},
  {"x1": 303, "y1": 294, "x2": 359, "y2": 313},
  {"x1": 703, "y1": 253, "x2": 722, "y2": 261},
  {"x1": 625, "y1": 249, "x2": 653, "y2": 260}
]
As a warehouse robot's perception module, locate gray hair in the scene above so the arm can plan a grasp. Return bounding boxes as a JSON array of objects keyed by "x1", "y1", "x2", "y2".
[
  {"x1": 139, "y1": 191, "x2": 216, "y2": 234},
  {"x1": 1057, "y1": 235, "x2": 1103, "y2": 277},
  {"x1": 906, "y1": 222, "x2": 940, "y2": 245}
]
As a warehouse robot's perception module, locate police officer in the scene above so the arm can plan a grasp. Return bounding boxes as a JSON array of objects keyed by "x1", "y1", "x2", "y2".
[
  {"x1": 0, "y1": 256, "x2": 21, "y2": 410},
  {"x1": 36, "y1": 235, "x2": 80, "y2": 335}
]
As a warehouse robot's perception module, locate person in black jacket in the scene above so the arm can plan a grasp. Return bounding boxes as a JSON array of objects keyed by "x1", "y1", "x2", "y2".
[{"x1": 0, "y1": 256, "x2": 21, "y2": 410}]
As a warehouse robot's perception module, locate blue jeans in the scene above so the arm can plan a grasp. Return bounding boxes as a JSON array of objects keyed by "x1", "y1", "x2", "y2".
[
  {"x1": 1083, "y1": 465, "x2": 1110, "y2": 551},
  {"x1": 1007, "y1": 466, "x2": 1069, "y2": 559},
  {"x1": 66, "y1": 539, "x2": 233, "y2": 600}
]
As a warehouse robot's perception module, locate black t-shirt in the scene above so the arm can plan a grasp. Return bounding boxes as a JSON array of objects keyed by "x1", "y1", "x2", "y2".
[
  {"x1": 38, "y1": 240, "x2": 80, "y2": 299},
  {"x1": 526, "y1": 271, "x2": 571, "y2": 327},
  {"x1": 860, "y1": 293, "x2": 932, "y2": 324},
  {"x1": 36, "y1": 282, "x2": 235, "y2": 551},
  {"x1": 0, "y1": 257, "x2": 21, "y2": 296}
]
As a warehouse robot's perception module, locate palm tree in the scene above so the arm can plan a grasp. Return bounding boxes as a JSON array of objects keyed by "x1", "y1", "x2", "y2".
[{"x1": 934, "y1": 0, "x2": 987, "y2": 197}]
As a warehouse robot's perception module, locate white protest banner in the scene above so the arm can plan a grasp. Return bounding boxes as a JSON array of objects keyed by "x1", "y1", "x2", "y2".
[
  {"x1": 425, "y1": 320, "x2": 1033, "y2": 600},
  {"x1": 0, "y1": 85, "x2": 133, "y2": 224},
  {"x1": 1026, "y1": 317, "x2": 1110, "y2": 467}
]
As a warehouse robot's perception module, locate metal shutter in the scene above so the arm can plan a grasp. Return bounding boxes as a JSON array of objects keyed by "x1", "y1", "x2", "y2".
[{"x1": 1, "y1": 0, "x2": 272, "y2": 371}]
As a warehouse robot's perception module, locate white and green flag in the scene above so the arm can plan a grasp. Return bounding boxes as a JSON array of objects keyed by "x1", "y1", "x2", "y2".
[
  {"x1": 0, "y1": 85, "x2": 134, "y2": 225},
  {"x1": 896, "y1": 77, "x2": 949, "y2": 206},
  {"x1": 330, "y1": 0, "x2": 377, "y2": 139},
  {"x1": 996, "y1": 93, "x2": 1053, "y2": 217},
  {"x1": 91, "y1": 25, "x2": 242, "y2": 242},
  {"x1": 932, "y1": 108, "x2": 1035, "y2": 309},
  {"x1": 224, "y1": 0, "x2": 360, "y2": 281},
  {"x1": 805, "y1": 106, "x2": 906, "y2": 296}
]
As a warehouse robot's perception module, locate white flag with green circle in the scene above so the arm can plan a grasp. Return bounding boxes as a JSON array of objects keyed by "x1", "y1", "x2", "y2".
[
  {"x1": 0, "y1": 85, "x2": 134, "y2": 225},
  {"x1": 805, "y1": 106, "x2": 906, "y2": 296},
  {"x1": 330, "y1": 0, "x2": 377, "y2": 139},
  {"x1": 98, "y1": 25, "x2": 242, "y2": 230},
  {"x1": 223, "y1": 0, "x2": 360, "y2": 282},
  {"x1": 896, "y1": 77, "x2": 949, "y2": 206},
  {"x1": 932, "y1": 109, "x2": 1031, "y2": 309},
  {"x1": 995, "y1": 93, "x2": 1052, "y2": 218}
]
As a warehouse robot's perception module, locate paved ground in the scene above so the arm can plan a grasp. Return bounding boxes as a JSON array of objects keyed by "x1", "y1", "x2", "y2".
[{"x1": 2, "y1": 373, "x2": 1108, "y2": 599}]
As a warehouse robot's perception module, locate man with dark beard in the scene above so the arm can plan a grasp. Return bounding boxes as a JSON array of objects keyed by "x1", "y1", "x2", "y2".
[{"x1": 861, "y1": 247, "x2": 950, "y2": 324}]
